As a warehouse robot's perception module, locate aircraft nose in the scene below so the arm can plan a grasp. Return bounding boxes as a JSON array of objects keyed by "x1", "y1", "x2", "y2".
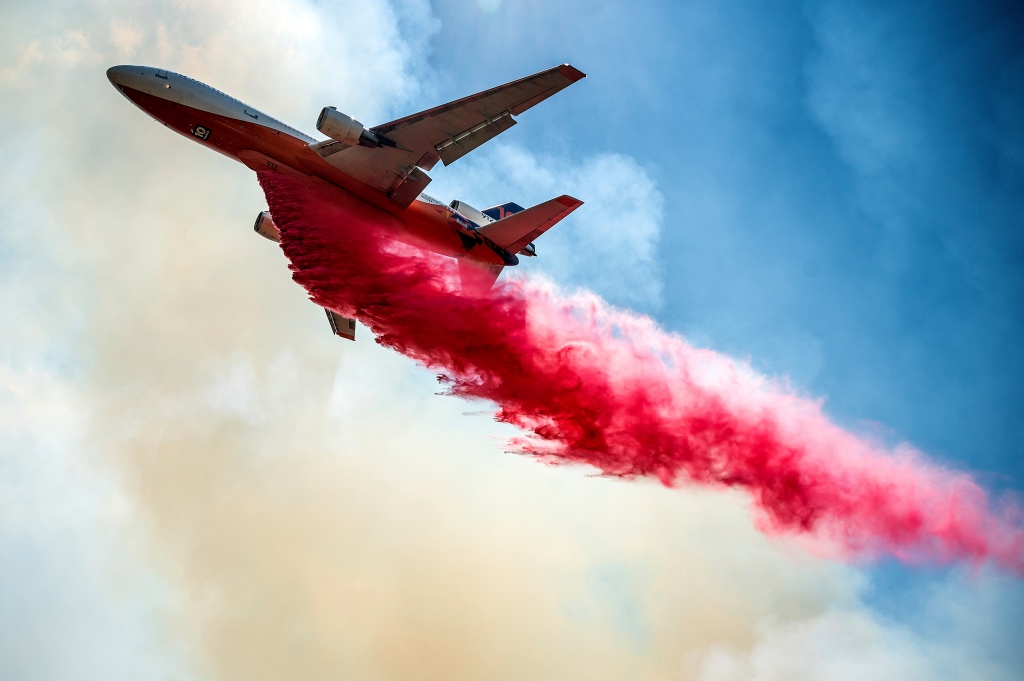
[
  {"x1": 106, "y1": 65, "x2": 130, "y2": 86},
  {"x1": 106, "y1": 65, "x2": 160, "y2": 96}
]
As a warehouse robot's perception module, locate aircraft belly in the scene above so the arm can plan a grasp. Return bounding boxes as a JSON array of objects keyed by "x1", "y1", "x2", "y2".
[
  {"x1": 396, "y1": 206, "x2": 466, "y2": 258},
  {"x1": 119, "y1": 87, "x2": 305, "y2": 163},
  {"x1": 463, "y1": 243, "x2": 507, "y2": 267},
  {"x1": 119, "y1": 87, "x2": 492, "y2": 263},
  {"x1": 119, "y1": 87, "x2": 412, "y2": 216}
]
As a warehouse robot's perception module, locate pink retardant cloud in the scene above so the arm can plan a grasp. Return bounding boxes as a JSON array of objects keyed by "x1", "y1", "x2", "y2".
[{"x1": 260, "y1": 171, "x2": 1024, "y2": 574}]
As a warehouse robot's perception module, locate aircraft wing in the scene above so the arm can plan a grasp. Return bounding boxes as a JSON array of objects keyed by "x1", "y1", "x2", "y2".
[
  {"x1": 325, "y1": 309, "x2": 356, "y2": 341},
  {"x1": 313, "y1": 64, "x2": 585, "y2": 207}
]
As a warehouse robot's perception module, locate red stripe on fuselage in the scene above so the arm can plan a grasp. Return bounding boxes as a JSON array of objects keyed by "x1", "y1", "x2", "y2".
[{"x1": 117, "y1": 86, "x2": 501, "y2": 264}]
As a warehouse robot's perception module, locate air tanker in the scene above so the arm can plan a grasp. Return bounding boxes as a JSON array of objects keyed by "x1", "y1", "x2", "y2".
[{"x1": 107, "y1": 64, "x2": 585, "y2": 340}]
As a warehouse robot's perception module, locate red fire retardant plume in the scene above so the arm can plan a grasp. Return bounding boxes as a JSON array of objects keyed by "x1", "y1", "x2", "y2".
[{"x1": 260, "y1": 171, "x2": 1024, "y2": 573}]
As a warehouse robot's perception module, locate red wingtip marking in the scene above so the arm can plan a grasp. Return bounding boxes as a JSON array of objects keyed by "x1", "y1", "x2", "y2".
[{"x1": 558, "y1": 64, "x2": 587, "y2": 82}]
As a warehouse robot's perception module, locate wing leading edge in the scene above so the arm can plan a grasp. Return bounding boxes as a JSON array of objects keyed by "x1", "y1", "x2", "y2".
[{"x1": 314, "y1": 64, "x2": 585, "y2": 207}]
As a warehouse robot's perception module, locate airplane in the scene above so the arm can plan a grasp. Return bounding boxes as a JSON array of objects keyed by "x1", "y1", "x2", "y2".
[{"x1": 106, "y1": 63, "x2": 586, "y2": 341}]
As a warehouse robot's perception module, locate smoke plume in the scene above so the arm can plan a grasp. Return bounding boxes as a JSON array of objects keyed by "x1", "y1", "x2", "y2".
[{"x1": 261, "y1": 170, "x2": 1024, "y2": 574}]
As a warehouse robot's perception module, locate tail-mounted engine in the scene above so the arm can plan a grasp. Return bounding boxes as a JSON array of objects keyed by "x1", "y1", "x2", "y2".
[{"x1": 316, "y1": 107, "x2": 395, "y2": 149}]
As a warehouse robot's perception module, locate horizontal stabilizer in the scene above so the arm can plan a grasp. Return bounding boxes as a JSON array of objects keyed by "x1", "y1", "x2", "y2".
[
  {"x1": 325, "y1": 309, "x2": 356, "y2": 341},
  {"x1": 478, "y1": 195, "x2": 582, "y2": 255}
]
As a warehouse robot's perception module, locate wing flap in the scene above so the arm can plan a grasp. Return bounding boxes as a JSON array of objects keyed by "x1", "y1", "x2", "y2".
[
  {"x1": 388, "y1": 167, "x2": 432, "y2": 208},
  {"x1": 479, "y1": 195, "x2": 583, "y2": 255},
  {"x1": 437, "y1": 113, "x2": 516, "y2": 166}
]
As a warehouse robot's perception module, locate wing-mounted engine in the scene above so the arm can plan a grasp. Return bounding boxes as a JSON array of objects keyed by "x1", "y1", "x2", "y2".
[
  {"x1": 251, "y1": 212, "x2": 357, "y2": 342},
  {"x1": 253, "y1": 211, "x2": 280, "y2": 242},
  {"x1": 312, "y1": 107, "x2": 396, "y2": 158}
]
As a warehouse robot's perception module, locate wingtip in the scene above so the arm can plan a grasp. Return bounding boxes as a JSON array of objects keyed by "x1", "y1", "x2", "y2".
[
  {"x1": 558, "y1": 64, "x2": 587, "y2": 82},
  {"x1": 556, "y1": 195, "x2": 584, "y2": 209}
]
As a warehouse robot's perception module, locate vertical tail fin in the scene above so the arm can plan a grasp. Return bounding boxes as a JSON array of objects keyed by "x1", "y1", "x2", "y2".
[{"x1": 482, "y1": 202, "x2": 525, "y2": 221}]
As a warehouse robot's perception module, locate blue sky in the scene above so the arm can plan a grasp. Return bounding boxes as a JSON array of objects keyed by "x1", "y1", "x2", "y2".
[
  {"x1": 426, "y1": 3, "x2": 1024, "y2": 658},
  {"x1": 0, "y1": 0, "x2": 1022, "y2": 679},
  {"x1": 423, "y1": 2, "x2": 1024, "y2": 662},
  {"x1": 426, "y1": 0, "x2": 1024, "y2": 486}
]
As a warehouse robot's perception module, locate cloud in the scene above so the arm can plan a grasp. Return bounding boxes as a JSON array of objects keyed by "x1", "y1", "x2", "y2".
[
  {"x1": 0, "y1": 363, "x2": 193, "y2": 681},
  {"x1": 429, "y1": 144, "x2": 665, "y2": 309},
  {"x1": 690, "y1": 607, "x2": 1012, "y2": 681}
]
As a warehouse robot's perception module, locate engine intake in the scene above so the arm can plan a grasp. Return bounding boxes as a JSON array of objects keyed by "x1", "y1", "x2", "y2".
[
  {"x1": 254, "y1": 211, "x2": 280, "y2": 243},
  {"x1": 316, "y1": 107, "x2": 396, "y2": 149}
]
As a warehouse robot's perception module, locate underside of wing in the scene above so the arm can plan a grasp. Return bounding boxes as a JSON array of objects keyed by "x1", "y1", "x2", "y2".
[
  {"x1": 314, "y1": 64, "x2": 585, "y2": 207},
  {"x1": 325, "y1": 309, "x2": 356, "y2": 341},
  {"x1": 376, "y1": 63, "x2": 585, "y2": 168}
]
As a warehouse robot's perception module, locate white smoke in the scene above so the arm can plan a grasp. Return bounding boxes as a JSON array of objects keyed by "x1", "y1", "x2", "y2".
[{"x1": 0, "y1": 1, "x2": 1018, "y2": 680}]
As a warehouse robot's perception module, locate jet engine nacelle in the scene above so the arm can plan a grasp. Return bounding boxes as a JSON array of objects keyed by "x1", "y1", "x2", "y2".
[
  {"x1": 316, "y1": 107, "x2": 396, "y2": 149},
  {"x1": 254, "y1": 211, "x2": 280, "y2": 243},
  {"x1": 316, "y1": 107, "x2": 365, "y2": 147}
]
